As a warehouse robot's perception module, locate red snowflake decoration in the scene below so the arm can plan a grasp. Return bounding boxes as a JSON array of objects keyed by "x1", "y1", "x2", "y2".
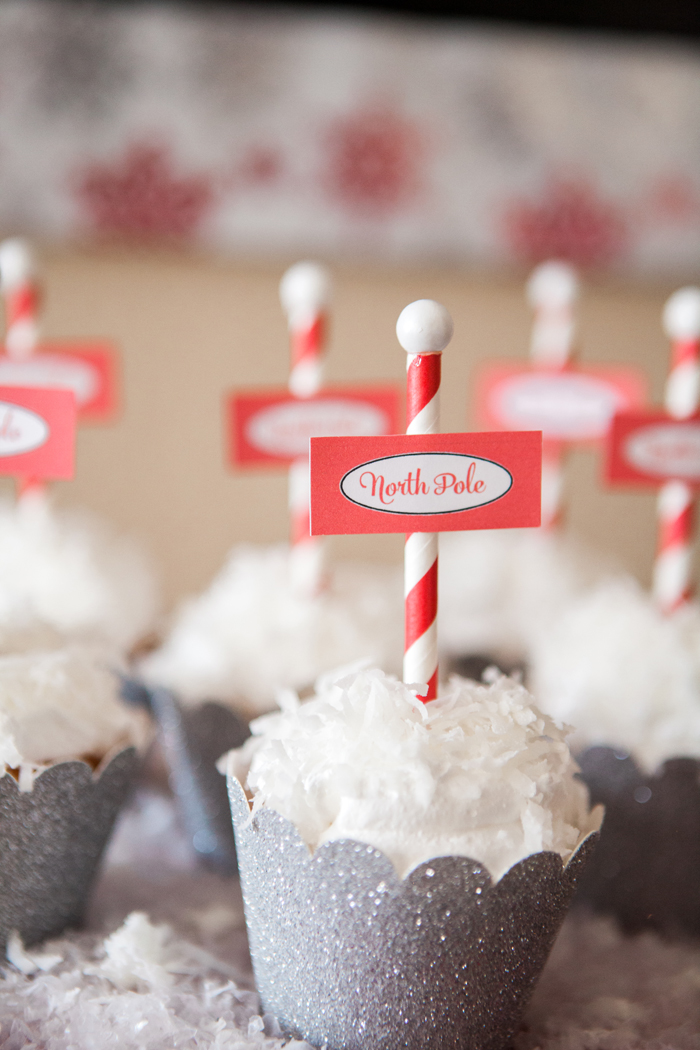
[
  {"x1": 503, "y1": 179, "x2": 628, "y2": 268},
  {"x1": 323, "y1": 107, "x2": 424, "y2": 215},
  {"x1": 76, "y1": 143, "x2": 215, "y2": 239},
  {"x1": 238, "y1": 146, "x2": 284, "y2": 186},
  {"x1": 646, "y1": 174, "x2": 700, "y2": 225}
]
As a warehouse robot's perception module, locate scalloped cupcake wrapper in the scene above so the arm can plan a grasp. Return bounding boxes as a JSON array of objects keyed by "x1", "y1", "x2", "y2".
[
  {"x1": 0, "y1": 746, "x2": 138, "y2": 952},
  {"x1": 576, "y1": 746, "x2": 700, "y2": 936},
  {"x1": 143, "y1": 685, "x2": 250, "y2": 875},
  {"x1": 228, "y1": 775, "x2": 599, "y2": 1050}
]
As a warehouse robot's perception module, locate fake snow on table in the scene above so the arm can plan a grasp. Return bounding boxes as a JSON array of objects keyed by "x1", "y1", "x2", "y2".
[
  {"x1": 2, "y1": 786, "x2": 694, "y2": 1050},
  {"x1": 142, "y1": 544, "x2": 402, "y2": 716},
  {"x1": 226, "y1": 666, "x2": 598, "y2": 881},
  {"x1": 0, "y1": 494, "x2": 159, "y2": 654},
  {"x1": 531, "y1": 577, "x2": 700, "y2": 771},
  {"x1": 0, "y1": 911, "x2": 314, "y2": 1050},
  {"x1": 438, "y1": 529, "x2": 615, "y2": 666}
]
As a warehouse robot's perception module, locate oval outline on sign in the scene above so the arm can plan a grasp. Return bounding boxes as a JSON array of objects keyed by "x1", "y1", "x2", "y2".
[
  {"x1": 624, "y1": 422, "x2": 700, "y2": 481},
  {"x1": 492, "y1": 371, "x2": 625, "y2": 440},
  {"x1": 0, "y1": 401, "x2": 49, "y2": 457},
  {"x1": 340, "y1": 451, "x2": 513, "y2": 515},
  {"x1": 247, "y1": 398, "x2": 390, "y2": 458}
]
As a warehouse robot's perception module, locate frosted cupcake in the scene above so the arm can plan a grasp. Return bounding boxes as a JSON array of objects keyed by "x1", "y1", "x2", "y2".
[
  {"x1": 224, "y1": 666, "x2": 601, "y2": 1050},
  {"x1": 0, "y1": 644, "x2": 149, "y2": 951},
  {"x1": 0, "y1": 491, "x2": 159, "y2": 656},
  {"x1": 531, "y1": 578, "x2": 700, "y2": 934},
  {"x1": 142, "y1": 543, "x2": 402, "y2": 718},
  {"x1": 439, "y1": 528, "x2": 614, "y2": 676},
  {"x1": 138, "y1": 544, "x2": 401, "y2": 872}
]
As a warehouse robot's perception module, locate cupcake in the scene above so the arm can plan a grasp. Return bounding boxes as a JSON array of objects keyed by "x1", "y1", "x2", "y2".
[
  {"x1": 439, "y1": 528, "x2": 614, "y2": 677},
  {"x1": 223, "y1": 666, "x2": 601, "y2": 1050},
  {"x1": 531, "y1": 577, "x2": 700, "y2": 934},
  {"x1": 138, "y1": 545, "x2": 402, "y2": 872},
  {"x1": 142, "y1": 544, "x2": 402, "y2": 718},
  {"x1": 0, "y1": 490, "x2": 159, "y2": 657},
  {"x1": 0, "y1": 644, "x2": 149, "y2": 951}
]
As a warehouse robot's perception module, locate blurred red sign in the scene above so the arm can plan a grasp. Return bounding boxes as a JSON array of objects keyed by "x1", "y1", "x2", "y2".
[
  {"x1": 228, "y1": 385, "x2": 401, "y2": 467},
  {"x1": 0, "y1": 342, "x2": 119, "y2": 421},
  {"x1": 607, "y1": 410, "x2": 700, "y2": 487},
  {"x1": 0, "y1": 386, "x2": 76, "y2": 479},
  {"x1": 474, "y1": 363, "x2": 647, "y2": 443}
]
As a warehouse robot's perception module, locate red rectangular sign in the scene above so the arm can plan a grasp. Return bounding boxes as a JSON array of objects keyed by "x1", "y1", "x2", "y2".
[
  {"x1": 310, "y1": 431, "x2": 542, "y2": 535},
  {"x1": 607, "y1": 409, "x2": 700, "y2": 487},
  {"x1": 0, "y1": 341, "x2": 119, "y2": 422},
  {"x1": 0, "y1": 386, "x2": 76, "y2": 479},
  {"x1": 474, "y1": 363, "x2": 647, "y2": 444},
  {"x1": 228, "y1": 384, "x2": 402, "y2": 467}
]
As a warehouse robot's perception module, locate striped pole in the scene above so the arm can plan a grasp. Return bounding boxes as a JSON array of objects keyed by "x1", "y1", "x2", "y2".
[
  {"x1": 526, "y1": 261, "x2": 579, "y2": 530},
  {"x1": 0, "y1": 239, "x2": 44, "y2": 500},
  {"x1": 396, "y1": 300, "x2": 454, "y2": 701},
  {"x1": 279, "y1": 262, "x2": 331, "y2": 592},
  {"x1": 652, "y1": 287, "x2": 700, "y2": 614},
  {"x1": 0, "y1": 238, "x2": 40, "y2": 360}
]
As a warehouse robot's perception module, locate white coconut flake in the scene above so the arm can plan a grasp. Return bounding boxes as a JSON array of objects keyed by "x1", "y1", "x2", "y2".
[
  {"x1": 531, "y1": 577, "x2": 700, "y2": 771},
  {"x1": 0, "y1": 644, "x2": 150, "y2": 784},
  {"x1": 0, "y1": 493, "x2": 159, "y2": 653},
  {"x1": 6, "y1": 930, "x2": 63, "y2": 975},
  {"x1": 142, "y1": 544, "x2": 403, "y2": 715},
  {"x1": 439, "y1": 529, "x2": 615, "y2": 663},
  {"x1": 224, "y1": 667, "x2": 599, "y2": 881},
  {"x1": 99, "y1": 913, "x2": 178, "y2": 991}
]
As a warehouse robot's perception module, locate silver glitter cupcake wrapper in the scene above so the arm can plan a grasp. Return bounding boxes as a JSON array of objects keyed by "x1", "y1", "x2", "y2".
[
  {"x1": 0, "y1": 746, "x2": 138, "y2": 952},
  {"x1": 140, "y1": 684, "x2": 250, "y2": 875},
  {"x1": 576, "y1": 746, "x2": 700, "y2": 936},
  {"x1": 228, "y1": 775, "x2": 599, "y2": 1050}
]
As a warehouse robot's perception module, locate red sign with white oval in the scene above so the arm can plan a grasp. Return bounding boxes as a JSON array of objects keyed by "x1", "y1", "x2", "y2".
[
  {"x1": 229, "y1": 385, "x2": 401, "y2": 467},
  {"x1": 607, "y1": 410, "x2": 700, "y2": 486},
  {"x1": 310, "y1": 430, "x2": 542, "y2": 535},
  {"x1": 0, "y1": 386, "x2": 76, "y2": 479},
  {"x1": 0, "y1": 342, "x2": 118, "y2": 421},
  {"x1": 475, "y1": 364, "x2": 647, "y2": 443}
]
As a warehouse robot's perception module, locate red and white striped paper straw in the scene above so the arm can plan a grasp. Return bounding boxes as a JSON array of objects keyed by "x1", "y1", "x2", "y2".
[
  {"x1": 0, "y1": 238, "x2": 40, "y2": 360},
  {"x1": 652, "y1": 287, "x2": 700, "y2": 614},
  {"x1": 279, "y1": 262, "x2": 331, "y2": 588},
  {"x1": 0, "y1": 238, "x2": 45, "y2": 499},
  {"x1": 526, "y1": 261, "x2": 579, "y2": 530},
  {"x1": 396, "y1": 299, "x2": 454, "y2": 701}
]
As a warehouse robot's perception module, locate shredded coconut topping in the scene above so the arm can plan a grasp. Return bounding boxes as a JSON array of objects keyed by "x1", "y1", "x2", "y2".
[
  {"x1": 0, "y1": 645, "x2": 149, "y2": 786},
  {"x1": 225, "y1": 666, "x2": 598, "y2": 880},
  {"x1": 0, "y1": 494, "x2": 159, "y2": 652},
  {"x1": 439, "y1": 529, "x2": 614, "y2": 662},
  {"x1": 531, "y1": 578, "x2": 700, "y2": 771},
  {"x1": 142, "y1": 545, "x2": 402, "y2": 715}
]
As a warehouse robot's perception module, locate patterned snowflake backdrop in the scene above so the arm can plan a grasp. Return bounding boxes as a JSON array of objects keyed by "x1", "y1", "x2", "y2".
[{"x1": 0, "y1": 0, "x2": 698, "y2": 274}]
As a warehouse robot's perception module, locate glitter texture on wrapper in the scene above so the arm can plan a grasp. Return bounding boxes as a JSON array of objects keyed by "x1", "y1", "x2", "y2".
[
  {"x1": 575, "y1": 746, "x2": 700, "y2": 936},
  {"x1": 148, "y1": 687, "x2": 250, "y2": 874},
  {"x1": 228, "y1": 775, "x2": 599, "y2": 1050},
  {"x1": 0, "y1": 746, "x2": 138, "y2": 952}
]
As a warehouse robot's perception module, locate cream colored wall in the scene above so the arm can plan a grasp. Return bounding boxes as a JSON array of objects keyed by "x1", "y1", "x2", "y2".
[{"x1": 16, "y1": 246, "x2": 681, "y2": 610}]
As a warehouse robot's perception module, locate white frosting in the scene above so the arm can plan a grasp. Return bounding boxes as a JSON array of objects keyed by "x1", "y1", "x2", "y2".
[
  {"x1": 531, "y1": 578, "x2": 700, "y2": 772},
  {"x1": 142, "y1": 545, "x2": 403, "y2": 716},
  {"x1": 0, "y1": 494, "x2": 159, "y2": 653},
  {"x1": 225, "y1": 666, "x2": 598, "y2": 881},
  {"x1": 439, "y1": 529, "x2": 615, "y2": 662},
  {"x1": 0, "y1": 644, "x2": 149, "y2": 788}
]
